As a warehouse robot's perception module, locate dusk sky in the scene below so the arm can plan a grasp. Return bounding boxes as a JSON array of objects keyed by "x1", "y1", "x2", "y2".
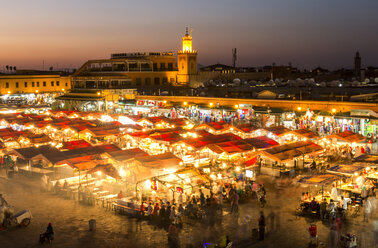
[{"x1": 1, "y1": 0, "x2": 378, "y2": 70}]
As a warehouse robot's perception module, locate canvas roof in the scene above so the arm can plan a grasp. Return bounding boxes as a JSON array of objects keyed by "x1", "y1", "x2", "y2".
[
  {"x1": 62, "y1": 140, "x2": 92, "y2": 150},
  {"x1": 32, "y1": 144, "x2": 121, "y2": 165},
  {"x1": 289, "y1": 129, "x2": 319, "y2": 139},
  {"x1": 327, "y1": 164, "x2": 367, "y2": 176},
  {"x1": 327, "y1": 131, "x2": 365, "y2": 143},
  {"x1": 233, "y1": 123, "x2": 258, "y2": 133},
  {"x1": 206, "y1": 140, "x2": 254, "y2": 155},
  {"x1": 264, "y1": 126, "x2": 291, "y2": 136},
  {"x1": 243, "y1": 136, "x2": 279, "y2": 149},
  {"x1": 195, "y1": 121, "x2": 230, "y2": 131},
  {"x1": 133, "y1": 152, "x2": 182, "y2": 170},
  {"x1": 104, "y1": 148, "x2": 148, "y2": 162},
  {"x1": 353, "y1": 154, "x2": 378, "y2": 164},
  {"x1": 11, "y1": 145, "x2": 59, "y2": 160},
  {"x1": 179, "y1": 133, "x2": 242, "y2": 150},
  {"x1": 261, "y1": 141, "x2": 323, "y2": 162},
  {"x1": 298, "y1": 173, "x2": 343, "y2": 186}
]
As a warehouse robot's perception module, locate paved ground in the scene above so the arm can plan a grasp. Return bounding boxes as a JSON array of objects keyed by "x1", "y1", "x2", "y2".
[{"x1": 0, "y1": 170, "x2": 376, "y2": 248}]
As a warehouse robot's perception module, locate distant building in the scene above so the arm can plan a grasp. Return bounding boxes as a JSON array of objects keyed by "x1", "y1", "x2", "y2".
[
  {"x1": 200, "y1": 63, "x2": 235, "y2": 74},
  {"x1": 71, "y1": 28, "x2": 197, "y2": 90},
  {"x1": 0, "y1": 70, "x2": 71, "y2": 95}
]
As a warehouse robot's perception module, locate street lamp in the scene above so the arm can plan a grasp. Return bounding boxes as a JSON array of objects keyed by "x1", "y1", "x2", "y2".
[{"x1": 297, "y1": 106, "x2": 302, "y2": 111}]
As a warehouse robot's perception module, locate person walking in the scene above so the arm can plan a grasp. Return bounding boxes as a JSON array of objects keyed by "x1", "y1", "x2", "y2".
[
  {"x1": 258, "y1": 211, "x2": 266, "y2": 241},
  {"x1": 200, "y1": 189, "x2": 205, "y2": 207}
]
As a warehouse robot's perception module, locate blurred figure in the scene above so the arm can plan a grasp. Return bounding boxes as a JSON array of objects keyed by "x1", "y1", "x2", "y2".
[
  {"x1": 40, "y1": 223, "x2": 54, "y2": 244},
  {"x1": 117, "y1": 190, "x2": 123, "y2": 199},
  {"x1": 258, "y1": 211, "x2": 265, "y2": 241},
  {"x1": 363, "y1": 198, "x2": 372, "y2": 223}
]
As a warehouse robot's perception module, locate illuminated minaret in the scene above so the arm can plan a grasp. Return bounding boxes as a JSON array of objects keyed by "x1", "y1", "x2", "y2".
[{"x1": 177, "y1": 27, "x2": 197, "y2": 85}]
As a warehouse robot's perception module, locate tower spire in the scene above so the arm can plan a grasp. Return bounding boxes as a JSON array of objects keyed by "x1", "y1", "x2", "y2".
[{"x1": 186, "y1": 27, "x2": 188, "y2": 35}]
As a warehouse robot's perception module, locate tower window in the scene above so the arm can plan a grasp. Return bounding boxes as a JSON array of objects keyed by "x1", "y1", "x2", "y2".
[
  {"x1": 160, "y1": 63, "x2": 165, "y2": 70},
  {"x1": 16, "y1": 82, "x2": 19, "y2": 88},
  {"x1": 24, "y1": 82, "x2": 27, "y2": 87},
  {"x1": 5, "y1": 82, "x2": 9, "y2": 88},
  {"x1": 37, "y1": 82, "x2": 40, "y2": 87},
  {"x1": 32, "y1": 82, "x2": 35, "y2": 87},
  {"x1": 43, "y1": 81, "x2": 46, "y2": 87},
  {"x1": 65, "y1": 82, "x2": 68, "y2": 87},
  {"x1": 154, "y1": 77, "x2": 160, "y2": 85},
  {"x1": 51, "y1": 81, "x2": 54, "y2": 86},
  {"x1": 145, "y1": 78, "x2": 151, "y2": 85},
  {"x1": 168, "y1": 63, "x2": 173, "y2": 70},
  {"x1": 56, "y1": 81, "x2": 60, "y2": 86}
]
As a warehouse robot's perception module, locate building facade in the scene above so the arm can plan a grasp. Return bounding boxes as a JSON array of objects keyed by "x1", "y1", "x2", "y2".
[{"x1": 0, "y1": 72, "x2": 71, "y2": 95}]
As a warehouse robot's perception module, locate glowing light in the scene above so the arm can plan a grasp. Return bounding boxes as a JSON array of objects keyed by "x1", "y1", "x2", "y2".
[
  {"x1": 168, "y1": 173, "x2": 175, "y2": 180},
  {"x1": 354, "y1": 172, "x2": 358, "y2": 176},
  {"x1": 222, "y1": 163, "x2": 227, "y2": 168},
  {"x1": 183, "y1": 102, "x2": 187, "y2": 106},
  {"x1": 332, "y1": 108, "x2": 336, "y2": 113},
  {"x1": 217, "y1": 174, "x2": 222, "y2": 179},
  {"x1": 35, "y1": 90, "x2": 39, "y2": 93},
  {"x1": 236, "y1": 166, "x2": 240, "y2": 172},
  {"x1": 163, "y1": 100, "x2": 167, "y2": 104},
  {"x1": 366, "y1": 167, "x2": 370, "y2": 171},
  {"x1": 209, "y1": 102, "x2": 213, "y2": 107},
  {"x1": 97, "y1": 92, "x2": 101, "y2": 96},
  {"x1": 145, "y1": 180, "x2": 152, "y2": 188},
  {"x1": 7, "y1": 91, "x2": 11, "y2": 94},
  {"x1": 185, "y1": 178, "x2": 190, "y2": 183},
  {"x1": 195, "y1": 161, "x2": 199, "y2": 168},
  {"x1": 235, "y1": 104, "x2": 239, "y2": 109},
  {"x1": 179, "y1": 161, "x2": 183, "y2": 166},
  {"x1": 119, "y1": 168, "x2": 126, "y2": 177},
  {"x1": 297, "y1": 107, "x2": 302, "y2": 111},
  {"x1": 62, "y1": 89, "x2": 65, "y2": 91},
  {"x1": 97, "y1": 171, "x2": 102, "y2": 176},
  {"x1": 210, "y1": 174, "x2": 216, "y2": 179}
]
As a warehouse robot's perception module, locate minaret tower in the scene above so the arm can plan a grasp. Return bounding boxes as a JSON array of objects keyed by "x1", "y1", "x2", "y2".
[
  {"x1": 354, "y1": 51, "x2": 361, "y2": 78},
  {"x1": 177, "y1": 27, "x2": 197, "y2": 85}
]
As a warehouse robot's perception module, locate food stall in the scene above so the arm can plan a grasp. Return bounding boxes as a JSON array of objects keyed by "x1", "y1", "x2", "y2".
[{"x1": 327, "y1": 164, "x2": 375, "y2": 197}]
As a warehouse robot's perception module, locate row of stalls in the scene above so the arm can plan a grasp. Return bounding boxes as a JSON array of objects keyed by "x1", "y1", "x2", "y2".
[{"x1": 0, "y1": 110, "x2": 373, "y2": 212}]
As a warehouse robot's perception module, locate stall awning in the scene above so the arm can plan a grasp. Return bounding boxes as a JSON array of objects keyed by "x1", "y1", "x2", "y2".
[
  {"x1": 289, "y1": 129, "x2": 319, "y2": 139},
  {"x1": 104, "y1": 148, "x2": 148, "y2": 162},
  {"x1": 11, "y1": 145, "x2": 59, "y2": 160},
  {"x1": 243, "y1": 136, "x2": 279, "y2": 149},
  {"x1": 264, "y1": 126, "x2": 291, "y2": 136},
  {"x1": 62, "y1": 140, "x2": 92, "y2": 150},
  {"x1": 326, "y1": 131, "x2": 365, "y2": 143},
  {"x1": 353, "y1": 154, "x2": 378, "y2": 164},
  {"x1": 261, "y1": 141, "x2": 324, "y2": 162},
  {"x1": 327, "y1": 164, "x2": 367, "y2": 176},
  {"x1": 298, "y1": 173, "x2": 344, "y2": 186},
  {"x1": 206, "y1": 140, "x2": 254, "y2": 155}
]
